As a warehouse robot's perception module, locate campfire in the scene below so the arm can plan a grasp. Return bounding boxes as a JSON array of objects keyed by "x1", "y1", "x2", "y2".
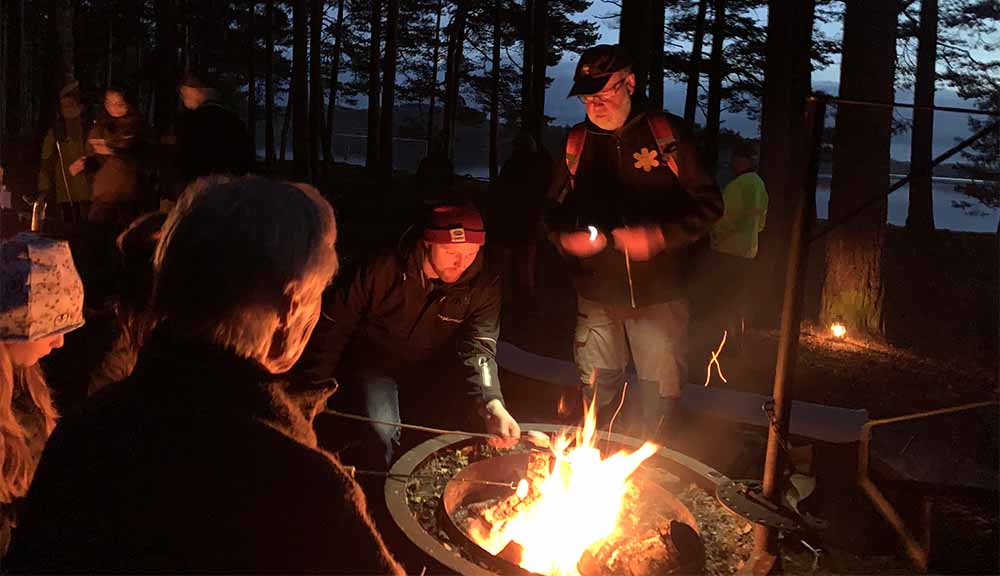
[{"x1": 443, "y1": 401, "x2": 701, "y2": 576}]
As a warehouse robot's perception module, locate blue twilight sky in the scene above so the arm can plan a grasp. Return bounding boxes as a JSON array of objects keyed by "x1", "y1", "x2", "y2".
[{"x1": 539, "y1": 1, "x2": 998, "y2": 161}]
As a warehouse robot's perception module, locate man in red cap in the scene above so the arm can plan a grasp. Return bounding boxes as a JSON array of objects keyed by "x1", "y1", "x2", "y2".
[
  {"x1": 546, "y1": 44, "x2": 723, "y2": 440},
  {"x1": 298, "y1": 205, "x2": 520, "y2": 471}
]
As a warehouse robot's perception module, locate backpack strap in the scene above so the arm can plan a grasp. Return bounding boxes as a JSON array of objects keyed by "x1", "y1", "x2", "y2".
[
  {"x1": 646, "y1": 113, "x2": 680, "y2": 179},
  {"x1": 564, "y1": 123, "x2": 588, "y2": 189}
]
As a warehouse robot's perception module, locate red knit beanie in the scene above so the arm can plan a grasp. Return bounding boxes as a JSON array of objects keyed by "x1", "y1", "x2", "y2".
[{"x1": 423, "y1": 205, "x2": 486, "y2": 245}]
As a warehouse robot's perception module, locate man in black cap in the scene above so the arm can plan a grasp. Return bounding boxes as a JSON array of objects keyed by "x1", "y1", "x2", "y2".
[{"x1": 546, "y1": 44, "x2": 723, "y2": 440}]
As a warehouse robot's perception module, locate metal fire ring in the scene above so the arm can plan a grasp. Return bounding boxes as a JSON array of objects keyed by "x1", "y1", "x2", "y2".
[{"x1": 384, "y1": 422, "x2": 759, "y2": 575}]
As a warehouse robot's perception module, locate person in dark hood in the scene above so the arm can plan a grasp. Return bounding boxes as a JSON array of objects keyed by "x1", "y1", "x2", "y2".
[
  {"x1": 546, "y1": 44, "x2": 723, "y2": 440},
  {"x1": 172, "y1": 74, "x2": 252, "y2": 199},
  {"x1": 297, "y1": 204, "x2": 521, "y2": 471},
  {"x1": 6, "y1": 177, "x2": 404, "y2": 575}
]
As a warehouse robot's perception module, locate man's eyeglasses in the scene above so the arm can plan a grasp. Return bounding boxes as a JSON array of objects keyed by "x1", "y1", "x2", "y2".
[{"x1": 578, "y1": 78, "x2": 627, "y2": 105}]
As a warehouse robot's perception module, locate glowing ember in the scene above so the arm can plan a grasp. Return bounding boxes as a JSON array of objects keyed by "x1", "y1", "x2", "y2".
[
  {"x1": 470, "y1": 399, "x2": 658, "y2": 575},
  {"x1": 830, "y1": 323, "x2": 847, "y2": 338},
  {"x1": 704, "y1": 330, "x2": 728, "y2": 387}
]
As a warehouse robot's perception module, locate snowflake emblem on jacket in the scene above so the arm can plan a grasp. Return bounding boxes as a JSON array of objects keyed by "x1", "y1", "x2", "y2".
[{"x1": 633, "y1": 147, "x2": 659, "y2": 172}]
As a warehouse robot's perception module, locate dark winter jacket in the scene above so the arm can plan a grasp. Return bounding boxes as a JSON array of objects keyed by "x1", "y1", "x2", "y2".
[
  {"x1": 174, "y1": 102, "x2": 252, "y2": 196},
  {"x1": 546, "y1": 108, "x2": 723, "y2": 308},
  {"x1": 85, "y1": 112, "x2": 149, "y2": 205},
  {"x1": 489, "y1": 146, "x2": 554, "y2": 246},
  {"x1": 6, "y1": 325, "x2": 404, "y2": 575},
  {"x1": 296, "y1": 241, "x2": 504, "y2": 407}
]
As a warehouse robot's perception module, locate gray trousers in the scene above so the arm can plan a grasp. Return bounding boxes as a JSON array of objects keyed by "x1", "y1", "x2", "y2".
[{"x1": 574, "y1": 296, "x2": 689, "y2": 438}]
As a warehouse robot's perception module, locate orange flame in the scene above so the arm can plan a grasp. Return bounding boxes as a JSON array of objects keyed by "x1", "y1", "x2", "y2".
[{"x1": 470, "y1": 398, "x2": 658, "y2": 575}]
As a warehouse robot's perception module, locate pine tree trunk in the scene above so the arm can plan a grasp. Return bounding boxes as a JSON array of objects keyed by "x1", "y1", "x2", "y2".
[
  {"x1": 704, "y1": 0, "x2": 725, "y2": 172},
  {"x1": 907, "y1": 0, "x2": 937, "y2": 232},
  {"x1": 684, "y1": 0, "x2": 708, "y2": 125},
  {"x1": 292, "y1": 0, "x2": 310, "y2": 179},
  {"x1": 619, "y1": 0, "x2": 651, "y2": 101},
  {"x1": 442, "y1": 0, "x2": 467, "y2": 159},
  {"x1": 325, "y1": 0, "x2": 345, "y2": 162},
  {"x1": 247, "y1": 3, "x2": 257, "y2": 162},
  {"x1": 265, "y1": 0, "x2": 276, "y2": 165},
  {"x1": 367, "y1": 0, "x2": 382, "y2": 169},
  {"x1": 756, "y1": 0, "x2": 815, "y2": 329},
  {"x1": 155, "y1": 0, "x2": 179, "y2": 132},
  {"x1": 649, "y1": 0, "x2": 665, "y2": 110},
  {"x1": 520, "y1": 0, "x2": 533, "y2": 132},
  {"x1": 380, "y1": 0, "x2": 399, "y2": 173},
  {"x1": 0, "y1": 0, "x2": 7, "y2": 160},
  {"x1": 5, "y1": 0, "x2": 23, "y2": 137},
  {"x1": 310, "y1": 0, "x2": 324, "y2": 179},
  {"x1": 489, "y1": 0, "x2": 501, "y2": 182},
  {"x1": 53, "y1": 0, "x2": 74, "y2": 88},
  {"x1": 280, "y1": 99, "x2": 292, "y2": 163},
  {"x1": 427, "y1": 1, "x2": 443, "y2": 144},
  {"x1": 529, "y1": 0, "x2": 546, "y2": 146},
  {"x1": 820, "y1": 0, "x2": 896, "y2": 339}
]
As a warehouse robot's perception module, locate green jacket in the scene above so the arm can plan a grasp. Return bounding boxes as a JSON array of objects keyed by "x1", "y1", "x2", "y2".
[
  {"x1": 711, "y1": 171, "x2": 768, "y2": 259},
  {"x1": 38, "y1": 122, "x2": 91, "y2": 204}
]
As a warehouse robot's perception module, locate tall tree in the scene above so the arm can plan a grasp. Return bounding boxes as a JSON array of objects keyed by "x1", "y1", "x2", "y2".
[
  {"x1": 529, "y1": 0, "x2": 547, "y2": 145},
  {"x1": 520, "y1": 0, "x2": 534, "y2": 131},
  {"x1": 820, "y1": 0, "x2": 897, "y2": 338},
  {"x1": 292, "y1": 0, "x2": 310, "y2": 179},
  {"x1": 684, "y1": 0, "x2": 709, "y2": 124},
  {"x1": 380, "y1": 0, "x2": 400, "y2": 173},
  {"x1": 649, "y1": 0, "x2": 666, "y2": 110},
  {"x1": 4, "y1": 0, "x2": 24, "y2": 137},
  {"x1": 619, "y1": 0, "x2": 652, "y2": 100},
  {"x1": 264, "y1": 0, "x2": 276, "y2": 165},
  {"x1": 489, "y1": 0, "x2": 502, "y2": 181},
  {"x1": 247, "y1": 2, "x2": 257, "y2": 163},
  {"x1": 906, "y1": 0, "x2": 938, "y2": 232},
  {"x1": 366, "y1": 0, "x2": 382, "y2": 168},
  {"x1": 442, "y1": 0, "x2": 467, "y2": 158},
  {"x1": 53, "y1": 0, "x2": 75, "y2": 90},
  {"x1": 755, "y1": 0, "x2": 816, "y2": 328},
  {"x1": 155, "y1": 0, "x2": 179, "y2": 131},
  {"x1": 704, "y1": 0, "x2": 726, "y2": 170},
  {"x1": 427, "y1": 0, "x2": 443, "y2": 143},
  {"x1": 310, "y1": 0, "x2": 324, "y2": 178},
  {"x1": 324, "y1": 0, "x2": 346, "y2": 163}
]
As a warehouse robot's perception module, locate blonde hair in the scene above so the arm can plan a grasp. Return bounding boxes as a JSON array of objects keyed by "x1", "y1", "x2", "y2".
[
  {"x1": 0, "y1": 345, "x2": 58, "y2": 503},
  {"x1": 154, "y1": 177, "x2": 337, "y2": 367}
]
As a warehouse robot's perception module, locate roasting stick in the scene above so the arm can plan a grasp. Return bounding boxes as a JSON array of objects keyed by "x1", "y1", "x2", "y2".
[{"x1": 322, "y1": 409, "x2": 552, "y2": 449}]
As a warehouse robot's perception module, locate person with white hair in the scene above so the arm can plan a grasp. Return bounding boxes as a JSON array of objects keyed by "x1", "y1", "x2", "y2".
[{"x1": 7, "y1": 177, "x2": 404, "y2": 574}]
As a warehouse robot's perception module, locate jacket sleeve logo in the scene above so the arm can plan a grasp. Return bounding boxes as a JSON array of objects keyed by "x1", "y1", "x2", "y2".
[{"x1": 633, "y1": 147, "x2": 660, "y2": 172}]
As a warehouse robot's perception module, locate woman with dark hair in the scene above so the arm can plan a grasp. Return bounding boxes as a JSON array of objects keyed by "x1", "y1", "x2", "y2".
[
  {"x1": 0, "y1": 233, "x2": 85, "y2": 556},
  {"x1": 84, "y1": 86, "x2": 149, "y2": 226}
]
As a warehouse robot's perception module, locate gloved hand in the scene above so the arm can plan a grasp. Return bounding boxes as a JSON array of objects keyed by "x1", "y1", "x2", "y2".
[{"x1": 483, "y1": 399, "x2": 521, "y2": 448}]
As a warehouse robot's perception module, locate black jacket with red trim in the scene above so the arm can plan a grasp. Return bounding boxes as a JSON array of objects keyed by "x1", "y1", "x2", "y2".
[
  {"x1": 546, "y1": 107, "x2": 723, "y2": 308},
  {"x1": 296, "y1": 240, "x2": 504, "y2": 406}
]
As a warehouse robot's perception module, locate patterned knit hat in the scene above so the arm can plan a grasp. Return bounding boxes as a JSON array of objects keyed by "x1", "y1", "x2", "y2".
[
  {"x1": 423, "y1": 205, "x2": 486, "y2": 245},
  {"x1": 0, "y1": 233, "x2": 85, "y2": 341}
]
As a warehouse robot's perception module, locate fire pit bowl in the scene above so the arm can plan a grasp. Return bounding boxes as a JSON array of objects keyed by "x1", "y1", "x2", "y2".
[{"x1": 386, "y1": 423, "x2": 750, "y2": 576}]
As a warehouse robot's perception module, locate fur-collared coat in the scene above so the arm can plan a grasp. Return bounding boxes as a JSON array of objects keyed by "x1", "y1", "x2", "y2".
[{"x1": 6, "y1": 325, "x2": 404, "y2": 574}]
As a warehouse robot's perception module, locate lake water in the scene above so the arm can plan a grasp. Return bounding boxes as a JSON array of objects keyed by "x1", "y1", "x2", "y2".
[{"x1": 306, "y1": 150, "x2": 998, "y2": 234}]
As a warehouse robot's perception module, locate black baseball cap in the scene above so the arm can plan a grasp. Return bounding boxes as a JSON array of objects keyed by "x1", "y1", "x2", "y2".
[{"x1": 568, "y1": 44, "x2": 634, "y2": 97}]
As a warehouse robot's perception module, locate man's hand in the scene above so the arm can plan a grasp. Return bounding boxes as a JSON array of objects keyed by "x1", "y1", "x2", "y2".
[
  {"x1": 558, "y1": 229, "x2": 607, "y2": 258},
  {"x1": 68, "y1": 157, "x2": 86, "y2": 176},
  {"x1": 611, "y1": 226, "x2": 667, "y2": 261},
  {"x1": 484, "y1": 399, "x2": 521, "y2": 448}
]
